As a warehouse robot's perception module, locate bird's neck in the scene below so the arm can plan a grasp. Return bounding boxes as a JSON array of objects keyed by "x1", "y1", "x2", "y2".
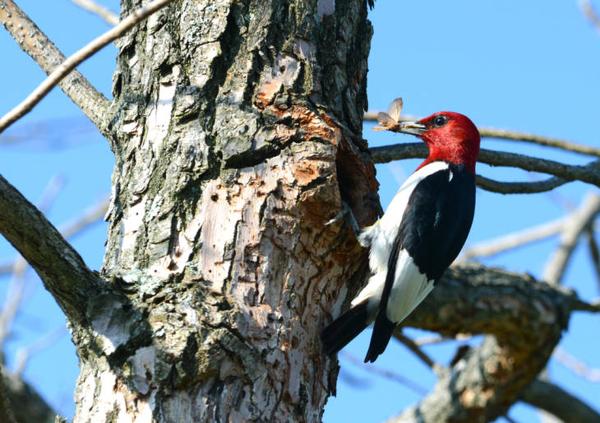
[{"x1": 418, "y1": 143, "x2": 478, "y2": 174}]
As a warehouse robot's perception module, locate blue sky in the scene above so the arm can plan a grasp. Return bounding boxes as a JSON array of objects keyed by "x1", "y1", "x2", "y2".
[{"x1": 0, "y1": 1, "x2": 599, "y2": 421}]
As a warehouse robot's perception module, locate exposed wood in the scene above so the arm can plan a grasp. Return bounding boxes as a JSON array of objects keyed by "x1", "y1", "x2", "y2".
[{"x1": 71, "y1": 1, "x2": 376, "y2": 421}]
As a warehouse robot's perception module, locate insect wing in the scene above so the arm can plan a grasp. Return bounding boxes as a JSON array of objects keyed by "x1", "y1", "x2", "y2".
[
  {"x1": 387, "y1": 97, "x2": 403, "y2": 122},
  {"x1": 373, "y1": 112, "x2": 397, "y2": 131}
]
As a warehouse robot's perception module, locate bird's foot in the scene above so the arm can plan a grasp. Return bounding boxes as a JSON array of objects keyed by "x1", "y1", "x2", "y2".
[{"x1": 326, "y1": 201, "x2": 361, "y2": 237}]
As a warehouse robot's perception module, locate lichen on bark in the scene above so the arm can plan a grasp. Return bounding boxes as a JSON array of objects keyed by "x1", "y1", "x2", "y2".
[{"x1": 72, "y1": 1, "x2": 377, "y2": 421}]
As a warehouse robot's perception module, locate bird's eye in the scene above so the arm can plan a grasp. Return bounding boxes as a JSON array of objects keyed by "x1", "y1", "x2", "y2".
[{"x1": 433, "y1": 115, "x2": 448, "y2": 127}]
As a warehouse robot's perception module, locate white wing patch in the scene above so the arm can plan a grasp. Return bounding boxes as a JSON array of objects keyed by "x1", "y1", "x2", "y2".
[
  {"x1": 359, "y1": 161, "x2": 449, "y2": 271},
  {"x1": 351, "y1": 272, "x2": 384, "y2": 311},
  {"x1": 352, "y1": 161, "x2": 448, "y2": 319},
  {"x1": 386, "y1": 250, "x2": 434, "y2": 323}
]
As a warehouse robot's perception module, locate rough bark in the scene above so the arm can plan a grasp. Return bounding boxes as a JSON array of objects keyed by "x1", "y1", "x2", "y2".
[
  {"x1": 0, "y1": 0, "x2": 110, "y2": 134},
  {"x1": 71, "y1": 0, "x2": 376, "y2": 421},
  {"x1": 521, "y1": 379, "x2": 600, "y2": 423},
  {"x1": 0, "y1": 176, "x2": 101, "y2": 324},
  {"x1": 3, "y1": 372, "x2": 56, "y2": 423},
  {"x1": 0, "y1": 367, "x2": 16, "y2": 423},
  {"x1": 3, "y1": 1, "x2": 595, "y2": 421},
  {"x1": 389, "y1": 265, "x2": 591, "y2": 423}
]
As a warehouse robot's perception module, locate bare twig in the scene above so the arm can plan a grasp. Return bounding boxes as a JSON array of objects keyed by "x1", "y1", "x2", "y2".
[
  {"x1": 0, "y1": 116, "x2": 97, "y2": 149},
  {"x1": 366, "y1": 110, "x2": 600, "y2": 193},
  {"x1": 72, "y1": 0, "x2": 119, "y2": 25},
  {"x1": 59, "y1": 196, "x2": 109, "y2": 239},
  {"x1": 12, "y1": 327, "x2": 66, "y2": 378},
  {"x1": 0, "y1": 0, "x2": 109, "y2": 134},
  {"x1": 580, "y1": 0, "x2": 600, "y2": 33},
  {"x1": 0, "y1": 0, "x2": 176, "y2": 133},
  {"x1": 393, "y1": 331, "x2": 436, "y2": 369},
  {"x1": 0, "y1": 196, "x2": 108, "y2": 277},
  {"x1": 520, "y1": 379, "x2": 600, "y2": 423},
  {"x1": 364, "y1": 112, "x2": 600, "y2": 158},
  {"x1": 0, "y1": 262, "x2": 13, "y2": 275},
  {"x1": 340, "y1": 352, "x2": 428, "y2": 395},
  {"x1": 571, "y1": 299, "x2": 600, "y2": 313},
  {"x1": 0, "y1": 259, "x2": 28, "y2": 347},
  {"x1": 460, "y1": 217, "x2": 567, "y2": 261},
  {"x1": 553, "y1": 347, "x2": 600, "y2": 383},
  {"x1": 0, "y1": 176, "x2": 101, "y2": 323},
  {"x1": 586, "y1": 228, "x2": 600, "y2": 291},
  {"x1": 543, "y1": 193, "x2": 600, "y2": 285},
  {"x1": 475, "y1": 175, "x2": 566, "y2": 194},
  {"x1": 536, "y1": 194, "x2": 600, "y2": 421},
  {"x1": 370, "y1": 143, "x2": 600, "y2": 192},
  {"x1": 412, "y1": 334, "x2": 472, "y2": 346},
  {"x1": 479, "y1": 127, "x2": 600, "y2": 158},
  {"x1": 0, "y1": 176, "x2": 65, "y2": 347},
  {"x1": 412, "y1": 336, "x2": 447, "y2": 346},
  {"x1": 35, "y1": 175, "x2": 66, "y2": 212},
  {"x1": 0, "y1": 180, "x2": 62, "y2": 423}
]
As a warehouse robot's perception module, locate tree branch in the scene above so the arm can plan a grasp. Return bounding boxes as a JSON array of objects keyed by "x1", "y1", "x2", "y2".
[
  {"x1": 0, "y1": 258, "x2": 29, "y2": 348},
  {"x1": 0, "y1": 176, "x2": 65, "y2": 347},
  {"x1": 364, "y1": 112, "x2": 600, "y2": 158},
  {"x1": 476, "y1": 127, "x2": 600, "y2": 158},
  {"x1": 0, "y1": 0, "x2": 110, "y2": 134},
  {"x1": 475, "y1": 174, "x2": 566, "y2": 194},
  {"x1": 460, "y1": 217, "x2": 566, "y2": 261},
  {"x1": 543, "y1": 193, "x2": 600, "y2": 285},
  {"x1": 340, "y1": 352, "x2": 429, "y2": 395},
  {"x1": 586, "y1": 227, "x2": 600, "y2": 290},
  {"x1": 387, "y1": 264, "x2": 594, "y2": 422},
  {"x1": 13, "y1": 327, "x2": 66, "y2": 378},
  {"x1": 60, "y1": 196, "x2": 109, "y2": 239},
  {"x1": 370, "y1": 143, "x2": 600, "y2": 192},
  {"x1": 580, "y1": 0, "x2": 600, "y2": 33},
  {"x1": 393, "y1": 331, "x2": 437, "y2": 370},
  {"x1": 553, "y1": 347, "x2": 600, "y2": 383},
  {"x1": 71, "y1": 0, "x2": 119, "y2": 25},
  {"x1": 0, "y1": 196, "x2": 109, "y2": 277},
  {"x1": 0, "y1": 367, "x2": 16, "y2": 423},
  {"x1": 0, "y1": 0, "x2": 176, "y2": 134},
  {"x1": 3, "y1": 370, "x2": 56, "y2": 423},
  {"x1": 0, "y1": 176, "x2": 101, "y2": 324},
  {"x1": 521, "y1": 379, "x2": 600, "y2": 423}
]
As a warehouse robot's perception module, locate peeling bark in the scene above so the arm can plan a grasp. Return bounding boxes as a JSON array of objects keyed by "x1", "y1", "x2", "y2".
[
  {"x1": 6, "y1": 1, "x2": 590, "y2": 421},
  {"x1": 72, "y1": 1, "x2": 376, "y2": 421},
  {"x1": 389, "y1": 265, "x2": 584, "y2": 423}
]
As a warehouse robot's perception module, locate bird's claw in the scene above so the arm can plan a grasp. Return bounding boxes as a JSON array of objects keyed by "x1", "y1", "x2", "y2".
[{"x1": 326, "y1": 201, "x2": 361, "y2": 237}]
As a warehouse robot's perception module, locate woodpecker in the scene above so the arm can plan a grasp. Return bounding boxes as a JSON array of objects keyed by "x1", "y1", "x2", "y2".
[{"x1": 321, "y1": 111, "x2": 480, "y2": 363}]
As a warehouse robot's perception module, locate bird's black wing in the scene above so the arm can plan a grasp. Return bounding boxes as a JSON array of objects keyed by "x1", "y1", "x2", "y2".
[
  {"x1": 398, "y1": 163, "x2": 476, "y2": 281},
  {"x1": 365, "y1": 163, "x2": 475, "y2": 362}
]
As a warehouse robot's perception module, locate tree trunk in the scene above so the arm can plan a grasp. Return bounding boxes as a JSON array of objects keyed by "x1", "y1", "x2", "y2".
[{"x1": 72, "y1": 0, "x2": 376, "y2": 421}]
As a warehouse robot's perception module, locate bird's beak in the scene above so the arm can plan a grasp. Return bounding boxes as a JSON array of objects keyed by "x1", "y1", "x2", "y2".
[{"x1": 398, "y1": 121, "x2": 426, "y2": 136}]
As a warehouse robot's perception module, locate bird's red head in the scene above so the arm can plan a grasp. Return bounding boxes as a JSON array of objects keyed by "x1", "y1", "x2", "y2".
[{"x1": 400, "y1": 112, "x2": 480, "y2": 173}]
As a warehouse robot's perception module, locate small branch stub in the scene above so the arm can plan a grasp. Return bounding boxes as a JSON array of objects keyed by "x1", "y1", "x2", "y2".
[{"x1": 0, "y1": 0, "x2": 176, "y2": 134}]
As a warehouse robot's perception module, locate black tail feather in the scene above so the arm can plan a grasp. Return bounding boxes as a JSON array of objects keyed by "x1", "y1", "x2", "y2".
[
  {"x1": 321, "y1": 300, "x2": 370, "y2": 356},
  {"x1": 364, "y1": 313, "x2": 395, "y2": 363}
]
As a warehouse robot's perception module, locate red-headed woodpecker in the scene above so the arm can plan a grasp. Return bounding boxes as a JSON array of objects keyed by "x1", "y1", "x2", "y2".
[{"x1": 322, "y1": 111, "x2": 480, "y2": 363}]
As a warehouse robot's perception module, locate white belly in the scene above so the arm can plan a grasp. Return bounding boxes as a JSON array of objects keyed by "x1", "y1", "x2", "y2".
[{"x1": 352, "y1": 161, "x2": 447, "y2": 322}]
